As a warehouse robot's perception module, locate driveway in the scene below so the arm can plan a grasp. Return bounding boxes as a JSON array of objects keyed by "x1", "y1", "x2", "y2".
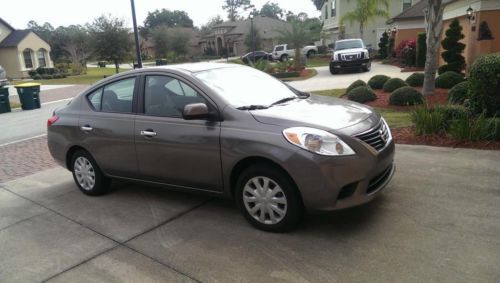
[
  {"x1": 289, "y1": 62, "x2": 414, "y2": 92},
  {"x1": 0, "y1": 145, "x2": 499, "y2": 282}
]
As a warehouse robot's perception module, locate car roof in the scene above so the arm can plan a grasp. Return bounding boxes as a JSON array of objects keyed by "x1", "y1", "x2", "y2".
[
  {"x1": 144, "y1": 62, "x2": 239, "y2": 73},
  {"x1": 336, "y1": 39, "x2": 362, "y2": 43}
]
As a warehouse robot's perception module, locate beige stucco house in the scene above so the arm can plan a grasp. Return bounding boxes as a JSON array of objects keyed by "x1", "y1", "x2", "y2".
[
  {"x1": 319, "y1": 0, "x2": 418, "y2": 49},
  {"x1": 0, "y1": 18, "x2": 53, "y2": 79}
]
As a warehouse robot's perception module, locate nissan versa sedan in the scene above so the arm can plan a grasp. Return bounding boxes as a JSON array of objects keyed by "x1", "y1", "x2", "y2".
[{"x1": 47, "y1": 63, "x2": 395, "y2": 232}]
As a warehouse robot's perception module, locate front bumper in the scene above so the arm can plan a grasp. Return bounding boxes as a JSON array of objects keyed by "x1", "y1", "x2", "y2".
[
  {"x1": 285, "y1": 138, "x2": 395, "y2": 212},
  {"x1": 330, "y1": 58, "x2": 370, "y2": 70}
]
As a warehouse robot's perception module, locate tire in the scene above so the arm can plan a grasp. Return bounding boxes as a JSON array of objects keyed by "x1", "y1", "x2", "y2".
[
  {"x1": 363, "y1": 61, "x2": 372, "y2": 72},
  {"x1": 329, "y1": 63, "x2": 338, "y2": 75},
  {"x1": 280, "y1": 54, "x2": 288, "y2": 62},
  {"x1": 307, "y1": 50, "x2": 316, "y2": 58},
  {"x1": 235, "y1": 164, "x2": 304, "y2": 232},
  {"x1": 70, "y1": 150, "x2": 111, "y2": 196}
]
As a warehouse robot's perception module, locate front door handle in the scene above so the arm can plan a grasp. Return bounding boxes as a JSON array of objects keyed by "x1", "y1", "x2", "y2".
[
  {"x1": 140, "y1": 130, "x2": 157, "y2": 138},
  {"x1": 81, "y1": 125, "x2": 93, "y2": 132}
]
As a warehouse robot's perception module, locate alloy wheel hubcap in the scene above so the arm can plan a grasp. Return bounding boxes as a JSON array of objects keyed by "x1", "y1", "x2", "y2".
[
  {"x1": 243, "y1": 176, "x2": 287, "y2": 225},
  {"x1": 74, "y1": 157, "x2": 96, "y2": 191}
]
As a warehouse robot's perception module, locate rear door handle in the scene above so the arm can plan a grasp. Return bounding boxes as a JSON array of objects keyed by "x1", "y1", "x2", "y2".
[
  {"x1": 140, "y1": 130, "x2": 157, "y2": 137},
  {"x1": 81, "y1": 125, "x2": 93, "y2": 132}
]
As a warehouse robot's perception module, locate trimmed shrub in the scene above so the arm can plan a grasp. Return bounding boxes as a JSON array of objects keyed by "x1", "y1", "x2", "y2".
[
  {"x1": 449, "y1": 113, "x2": 498, "y2": 142},
  {"x1": 440, "y1": 19, "x2": 466, "y2": 74},
  {"x1": 395, "y1": 39, "x2": 416, "y2": 67},
  {"x1": 468, "y1": 53, "x2": 500, "y2": 117},
  {"x1": 448, "y1": 81, "x2": 469, "y2": 104},
  {"x1": 41, "y1": 74, "x2": 53, "y2": 80},
  {"x1": 389, "y1": 86, "x2": 424, "y2": 106},
  {"x1": 368, "y1": 75, "x2": 390, "y2": 89},
  {"x1": 383, "y1": 78, "x2": 407, "y2": 92},
  {"x1": 346, "y1": 80, "x2": 367, "y2": 94},
  {"x1": 378, "y1": 32, "x2": 389, "y2": 59},
  {"x1": 416, "y1": 33, "x2": 426, "y2": 67},
  {"x1": 405, "y1": 73, "x2": 425, "y2": 87},
  {"x1": 435, "y1": 71, "x2": 465, "y2": 89},
  {"x1": 347, "y1": 86, "x2": 377, "y2": 103},
  {"x1": 33, "y1": 74, "x2": 42, "y2": 80}
]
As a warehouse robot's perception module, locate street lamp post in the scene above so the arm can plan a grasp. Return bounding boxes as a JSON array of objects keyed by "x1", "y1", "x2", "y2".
[
  {"x1": 130, "y1": 0, "x2": 142, "y2": 69},
  {"x1": 250, "y1": 14, "x2": 255, "y2": 63}
]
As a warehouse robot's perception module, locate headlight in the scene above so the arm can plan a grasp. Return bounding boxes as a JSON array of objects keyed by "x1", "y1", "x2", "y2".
[
  {"x1": 364, "y1": 50, "x2": 369, "y2": 58},
  {"x1": 283, "y1": 127, "x2": 355, "y2": 156}
]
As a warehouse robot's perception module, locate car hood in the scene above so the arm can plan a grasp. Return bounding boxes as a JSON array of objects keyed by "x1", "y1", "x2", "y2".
[
  {"x1": 250, "y1": 95, "x2": 375, "y2": 132},
  {"x1": 333, "y1": 48, "x2": 366, "y2": 56}
]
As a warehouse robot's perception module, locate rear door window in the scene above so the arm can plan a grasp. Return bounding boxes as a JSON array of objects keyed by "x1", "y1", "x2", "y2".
[
  {"x1": 87, "y1": 88, "x2": 103, "y2": 110},
  {"x1": 102, "y1": 78, "x2": 136, "y2": 113}
]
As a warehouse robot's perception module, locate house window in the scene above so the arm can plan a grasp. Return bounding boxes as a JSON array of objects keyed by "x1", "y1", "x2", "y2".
[
  {"x1": 331, "y1": 0, "x2": 336, "y2": 17},
  {"x1": 403, "y1": 0, "x2": 412, "y2": 11},
  {"x1": 37, "y1": 49, "x2": 46, "y2": 68},
  {"x1": 23, "y1": 49, "x2": 33, "y2": 69},
  {"x1": 324, "y1": 4, "x2": 329, "y2": 19}
]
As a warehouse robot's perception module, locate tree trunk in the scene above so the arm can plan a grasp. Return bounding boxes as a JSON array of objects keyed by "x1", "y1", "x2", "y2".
[
  {"x1": 114, "y1": 60, "x2": 119, "y2": 74},
  {"x1": 359, "y1": 24, "x2": 364, "y2": 40},
  {"x1": 294, "y1": 48, "x2": 301, "y2": 71},
  {"x1": 422, "y1": 0, "x2": 445, "y2": 96}
]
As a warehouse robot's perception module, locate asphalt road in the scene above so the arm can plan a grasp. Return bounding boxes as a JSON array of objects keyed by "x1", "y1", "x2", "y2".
[{"x1": 0, "y1": 145, "x2": 499, "y2": 282}]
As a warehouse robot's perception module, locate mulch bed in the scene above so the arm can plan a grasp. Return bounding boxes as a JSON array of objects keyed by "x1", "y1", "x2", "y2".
[
  {"x1": 392, "y1": 127, "x2": 500, "y2": 150},
  {"x1": 364, "y1": 87, "x2": 449, "y2": 109}
]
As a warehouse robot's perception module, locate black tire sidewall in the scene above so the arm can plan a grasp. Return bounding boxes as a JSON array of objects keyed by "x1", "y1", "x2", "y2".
[
  {"x1": 71, "y1": 150, "x2": 110, "y2": 196},
  {"x1": 235, "y1": 164, "x2": 303, "y2": 232}
]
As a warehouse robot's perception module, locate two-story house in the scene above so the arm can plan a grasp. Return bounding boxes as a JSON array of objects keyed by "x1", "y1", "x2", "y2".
[
  {"x1": 0, "y1": 18, "x2": 53, "y2": 79},
  {"x1": 319, "y1": 0, "x2": 417, "y2": 49}
]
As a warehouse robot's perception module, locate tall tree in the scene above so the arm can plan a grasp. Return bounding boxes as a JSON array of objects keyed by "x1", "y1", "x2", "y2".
[
  {"x1": 26, "y1": 21, "x2": 54, "y2": 43},
  {"x1": 222, "y1": 0, "x2": 251, "y2": 22},
  {"x1": 53, "y1": 25, "x2": 91, "y2": 74},
  {"x1": 88, "y1": 15, "x2": 132, "y2": 74},
  {"x1": 151, "y1": 25, "x2": 170, "y2": 58},
  {"x1": 422, "y1": 0, "x2": 445, "y2": 95},
  {"x1": 259, "y1": 2, "x2": 284, "y2": 19},
  {"x1": 144, "y1": 9, "x2": 194, "y2": 29},
  {"x1": 340, "y1": 0, "x2": 390, "y2": 39},
  {"x1": 200, "y1": 15, "x2": 224, "y2": 35},
  {"x1": 278, "y1": 21, "x2": 313, "y2": 70},
  {"x1": 244, "y1": 26, "x2": 262, "y2": 52},
  {"x1": 439, "y1": 19, "x2": 465, "y2": 74}
]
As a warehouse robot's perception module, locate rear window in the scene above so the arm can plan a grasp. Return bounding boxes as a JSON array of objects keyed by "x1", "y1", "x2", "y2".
[
  {"x1": 87, "y1": 89, "x2": 103, "y2": 110},
  {"x1": 275, "y1": 46, "x2": 284, "y2": 52}
]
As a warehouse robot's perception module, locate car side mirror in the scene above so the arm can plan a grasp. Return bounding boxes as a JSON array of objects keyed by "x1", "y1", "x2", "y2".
[{"x1": 183, "y1": 103, "x2": 210, "y2": 120}]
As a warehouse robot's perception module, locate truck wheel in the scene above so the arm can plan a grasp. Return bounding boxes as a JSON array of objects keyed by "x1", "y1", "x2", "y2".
[
  {"x1": 307, "y1": 50, "x2": 316, "y2": 58},
  {"x1": 329, "y1": 64, "x2": 338, "y2": 75},
  {"x1": 280, "y1": 54, "x2": 288, "y2": 62},
  {"x1": 363, "y1": 61, "x2": 372, "y2": 72}
]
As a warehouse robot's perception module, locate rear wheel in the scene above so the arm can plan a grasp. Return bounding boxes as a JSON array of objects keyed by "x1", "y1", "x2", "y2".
[
  {"x1": 236, "y1": 164, "x2": 304, "y2": 232},
  {"x1": 71, "y1": 150, "x2": 111, "y2": 196},
  {"x1": 280, "y1": 54, "x2": 289, "y2": 62},
  {"x1": 307, "y1": 50, "x2": 316, "y2": 58}
]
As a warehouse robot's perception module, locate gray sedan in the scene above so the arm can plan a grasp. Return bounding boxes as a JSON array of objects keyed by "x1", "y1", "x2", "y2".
[{"x1": 47, "y1": 63, "x2": 395, "y2": 232}]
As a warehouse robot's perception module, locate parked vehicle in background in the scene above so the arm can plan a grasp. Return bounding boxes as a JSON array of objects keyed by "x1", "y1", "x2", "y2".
[
  {"x1": 241, "y1": 51, "x2": 273, "y2": 64},
  {"x1": 330, "y1": 39, "x2": 371, "y2": 74},
  {"x1": 0, "y1": 65, "x2": 8, "y2": 87},
  {"x1": 272, "y1": 44, "x2": 318, "y2": 61},
  {"x1": 47, "y1": 63, "x2": 395, "y2": 232}
]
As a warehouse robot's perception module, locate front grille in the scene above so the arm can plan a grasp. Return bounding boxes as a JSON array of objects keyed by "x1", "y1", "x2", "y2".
[
  {"x1": 355, "y1": 121, "x2": 390, "y2": 151},
  {"x1": 366, "y1": 165, "x2": 393, "y2": 194},
  {"x1": 340, "y1": 53, "x2": 361, "y2": 61}
]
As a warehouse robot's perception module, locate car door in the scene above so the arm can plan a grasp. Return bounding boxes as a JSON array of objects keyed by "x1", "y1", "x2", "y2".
[
  {"x1": 78, "y1": 76, "x2": 139, "y2": 178},
  {"x1": 134, "y1": 73, "x2": 222, "y2": 192}
]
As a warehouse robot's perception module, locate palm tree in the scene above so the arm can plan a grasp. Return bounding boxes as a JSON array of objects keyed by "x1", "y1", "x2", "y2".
[
  {"x1": 340, "y1": 0, "x2": 390, "y2": 39},
  {"x1": 278, "y1": 21, "x2": 313, "y2": 71}
]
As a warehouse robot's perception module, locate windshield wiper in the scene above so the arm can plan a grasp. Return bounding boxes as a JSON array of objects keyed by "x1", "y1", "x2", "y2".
[
  {"x1": 270, "y1": 96, "x2": 297, "y2": 106},
  {"x1": 237, "y1": 105, "x2": 269, "y2": 110}
]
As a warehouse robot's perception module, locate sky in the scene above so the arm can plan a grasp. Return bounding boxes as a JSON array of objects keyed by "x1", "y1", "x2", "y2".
[{"x1": 1, "y1": 0, "x2": 320, "y2": 29}]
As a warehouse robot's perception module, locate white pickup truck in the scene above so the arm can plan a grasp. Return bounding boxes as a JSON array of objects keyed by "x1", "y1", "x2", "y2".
[{"x1": 272, "y1": 44, "x2": 318, "y2": 61}]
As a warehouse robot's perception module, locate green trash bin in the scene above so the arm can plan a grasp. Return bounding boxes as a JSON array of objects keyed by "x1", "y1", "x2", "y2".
[
  {"x1": 15, "y1": 83, "x2": 41, "y2": 110},
  {"x1": 0, "y1": 87, "x2": 11, "y2": 114}
]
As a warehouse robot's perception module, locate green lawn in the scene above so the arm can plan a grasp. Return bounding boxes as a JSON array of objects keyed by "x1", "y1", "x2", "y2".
[
  {"x1": 312, "y1": 88, "x2": 412, "y2": 128},
  {"x1": 306, "y1": 56, "x2": 331, "y2": 68},
  {"x1": 20, "y1": 67, "x2": 129, "y2": 85}
]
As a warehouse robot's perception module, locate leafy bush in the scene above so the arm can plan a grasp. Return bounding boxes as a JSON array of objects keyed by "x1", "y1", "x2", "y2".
[
  {"x1": 405, "y1": 73, "x2": 425, "y2": 87},
  {"x1": 389, "y1": 86, "x2": 424, "y2": 106},
  {"x1": 378, "y1": 32, "x2": 389, "y2": 59},
  {"x1": 441, "y1": 104, "x2": 470, "y2": 121},
  {"x1": 28, "y1": 70, "x2": 37, "y2": 78},
  {"x1": 271, "y1": 71, "x2": 300, "y2": 78},
  {"x1": 416, "y1": 33, "x2": 426, "y2": 67},
  {"x1": 411, "y1": 106, "x2": 447, "y2": 135},
  {"x1": 36, "y1": 67, "x2": 58, "y2": 75},
  {"x1": 347, "y1": 86, "x2": 377, "y2": 103},
  {"x1": 468, "y1": 53, "x2": 500, "y2": 117},
  {"x1": 368, "y1": 75, "x2": 390, "y2": 89},
  {"x1": 448, "y1": 81, "x2": 469, "y2": 104},
  {"x1": 440, "y1": 19, "x2": 466, "y2": 74},
  {"x1": 478, "y1": 21, "x2": 494, "y2": 41},
  {"x1": 383, "y1": 78, "x2": 407, "y2": 92},
  {"x1": 449, "y1": 113, "x2": 498, "y2": 142},
  {"x1": 435, "y1": 71, "x2": 465, "y2": 89},
  {"x1": 346, "y1": 80, "x2": 367, "y2": 94},
  {"x1": 33, "y1": 74, "x2": 42, "y2": 80},
  {"x1": 395, "y1": 39, "x2": 416, "y2": 67}
]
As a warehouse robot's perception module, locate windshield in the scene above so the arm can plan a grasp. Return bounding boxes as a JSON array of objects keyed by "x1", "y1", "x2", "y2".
[
  {"x1": 335, "y1": 40, "x2": 363, "y2": 50},
  {"x1": 194, "y1": 66, "x2": 297, "y2": 108}
]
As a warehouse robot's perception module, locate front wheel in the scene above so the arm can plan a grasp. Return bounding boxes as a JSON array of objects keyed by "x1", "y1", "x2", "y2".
[
  {"x1": 329, "y1": 63, "x2": 338, "y2": 75},
  {"x1": 363, "y1": 61, "x2": 372, "y2": 72},
  {"x1": 71, "y1": 150, "x2": 111, "y2": 196},
  {"x1": 236, "y1": 164, "x2": 304, "y2": 232},
  {"x1": 307, "y1": 50, "x2": 316, "y2": 58}
]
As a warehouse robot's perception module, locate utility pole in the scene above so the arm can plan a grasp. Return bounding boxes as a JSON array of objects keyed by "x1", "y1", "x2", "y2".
[{"x1": 130, "y1": 0, "x2": 142, "y2": 68}]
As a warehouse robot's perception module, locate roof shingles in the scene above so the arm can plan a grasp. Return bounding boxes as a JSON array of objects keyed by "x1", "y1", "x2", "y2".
[{"x1": 0, "y1": 30, "x2": 31, "y2": 48}]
